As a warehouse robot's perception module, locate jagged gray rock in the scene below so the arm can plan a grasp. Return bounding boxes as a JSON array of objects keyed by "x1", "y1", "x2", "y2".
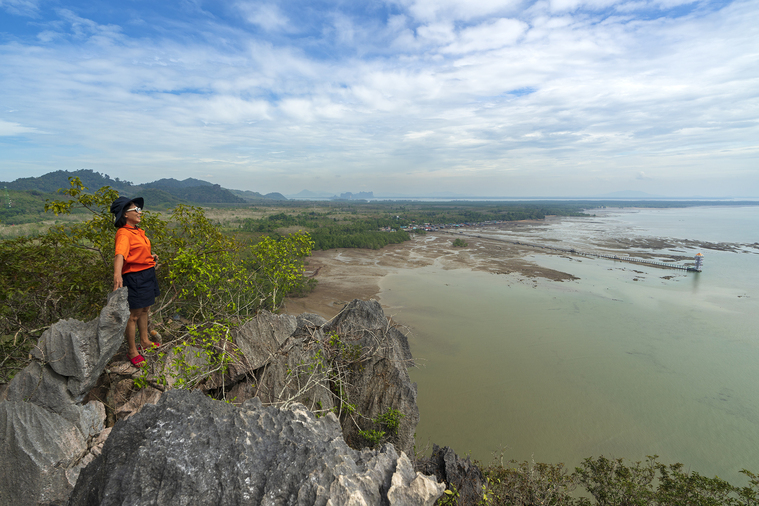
[
  {"x1": 0, "y1": 289, "x2": 129, "y2": 506},
  {"x1": 233, "y1": 299, "x2": 419, "y2": 456},
  {"x1": 1, "y1": 295, "x2": 430, "y2": 505},
  {"x1": 416, "y1": 444, "x2": 485, "y2": 506},
  {"x1": 31, "y1": 288, "x2": 131, "y2": 400},
  {"x1": 254, "y1": 330, "x2": 335, "y2": 412},
  {"x1": 0, "y1": 401, "x2": 88, "y2": 506},
  {"x1": 3, "y1": 361, "x2": 106, "y2": 439},
  {"x1": 69, "y1": 389, "x2": 444, "y2": 506},
  {"x1": 203, "y1": 313, "x2": 329, "y2": 404},
  {"x1": 233, "y1": 310, "x2": 299, "y2": 371},
  {"x1": 323, "y1": 299, "x2": 419, "y2": 456}
]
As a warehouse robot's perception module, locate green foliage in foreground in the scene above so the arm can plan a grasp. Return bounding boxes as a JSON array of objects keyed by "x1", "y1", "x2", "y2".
[{"x1": 444, "y1": 455, "x2": 759, "y2": 506}]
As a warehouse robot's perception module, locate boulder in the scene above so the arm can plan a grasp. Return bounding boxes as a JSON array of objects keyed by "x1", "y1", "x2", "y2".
[
  {"x1": 31, "y1": 288, "x2": 130, "y2": 400},
  {"x1": 232, "y1": 300, "x2": 419, "y2": 455},
  {"x1": 113, "y1": 385, "x2": 162, "y2": 421},
  {"x1": 228, "y1": 311, "x2": 327, "y2": 385},
  {"x1": 69, "y1": 389, "x2": 444, "y2": 506}
]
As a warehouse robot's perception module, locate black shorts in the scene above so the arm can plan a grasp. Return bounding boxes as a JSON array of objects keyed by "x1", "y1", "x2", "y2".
[{"x1": 122, "y1": 267, "x2": 160, "y2": 310}]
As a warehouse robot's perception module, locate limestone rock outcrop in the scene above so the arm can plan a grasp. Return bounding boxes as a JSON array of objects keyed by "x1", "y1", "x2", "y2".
[
  {"x1": 229, "y1": 300, "x2": 419, "y2": 456},
  {"x1": 0, "y1": 288, "x2": 130, "y2": 506},
  {"x1": 1, "y1": 295, "x2": 435, "y2": 505},
  {"x1": 30, "y1": 288, "x2": 131, "y2": 400},
  {"x1": 69, "y1": 389, "x2": 445, "y2": 506},
  {"x1": 322, "y1": 299, "x2": 419, "y2": 457}
]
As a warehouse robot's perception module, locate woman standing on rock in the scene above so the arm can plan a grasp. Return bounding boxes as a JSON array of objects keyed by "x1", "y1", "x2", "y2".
[{"x1": 110, "y1": 196, "x2": 160, "y2": 368}]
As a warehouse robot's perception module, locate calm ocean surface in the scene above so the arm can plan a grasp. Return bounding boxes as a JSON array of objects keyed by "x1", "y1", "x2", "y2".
[{"x1": 379, "y1": 206, "x2": 759, "y2": 482}]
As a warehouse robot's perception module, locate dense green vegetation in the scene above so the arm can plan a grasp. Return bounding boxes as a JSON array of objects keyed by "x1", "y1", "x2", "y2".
[
  {"x1": 0, "y1": 178, "x2": 314, "y2": 383},
  {"x1": 241, "y1": 212, "x2": 412, "y2": 249},
  {"x1": 0, "y1": 189, "x2": 61, "y2": 224},
  {"x1": 0, "y1": 187, "x2": 182, "y2": 226},
  {"x1": 461, "y1": 454, "x2": 759, "y2": 506}
]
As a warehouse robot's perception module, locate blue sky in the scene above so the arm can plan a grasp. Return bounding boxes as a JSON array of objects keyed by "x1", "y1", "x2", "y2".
[{"x1": 1, "y1": 0, "x2": 757, "y2": 197}]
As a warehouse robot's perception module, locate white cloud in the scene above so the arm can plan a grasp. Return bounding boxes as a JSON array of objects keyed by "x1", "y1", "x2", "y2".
[
  {"x1": 198, "y1": 96, "x2": 272, "y2": 124},
  {"x1": 0, "y1": 119, "x2": 38, "y2": 136},
  {"x1": 0, "y1": 0, "x2": 39, "y2": 17},
  {"x1": 331, "y1": 14, "x2": 356, "y2": 45},
  {"x1": 549, "y1": 0, "x2": 697, "y2": 13},
  {"x1": 390, "y1": 0, "x2": 522, "y2": 22},
  {"x1": 549, "y1": 0, "x2": 617, "y2": 12},
  {"x1": 405, "y1": 130, "x2": 435, "y2": 140},
  {"x1": 236, "y1": 2, "x2": 291, "y2": 31},
  {"x1": 442, "y1": 18, "x2": 528, "y2": 53},
  {"x1": 0, "y1": 0, "x2": 757, "y2": 196},
  {"x1": 56, "y1": 8, "x2": 124, "y2": 40},
  {"x1": 415, "y1": 22, "x2": 456, "y2": 45}
]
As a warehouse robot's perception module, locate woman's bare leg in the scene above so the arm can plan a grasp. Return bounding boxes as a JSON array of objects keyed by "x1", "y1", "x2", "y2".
[
  {"x1": 126, "y1": 307, "x2": 150, "y2": 359},
  {"x1": 137, "y1": 307, "x2": 152, "y2": 348}
]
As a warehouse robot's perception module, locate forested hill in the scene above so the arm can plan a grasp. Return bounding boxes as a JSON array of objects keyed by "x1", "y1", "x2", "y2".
[
  {"x1": 6, "y1": 169, "x2": 135, "y2": 194},
  {"x1": 0, "y1": 169, "x2": 286, "y2": 224},
  {"x1": 2, "y1": 169, "x2": 300, "y2": 204}
]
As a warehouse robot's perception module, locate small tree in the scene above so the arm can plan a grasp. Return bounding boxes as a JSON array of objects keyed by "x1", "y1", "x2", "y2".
[{"x1": 249, "y1": 233, "x2": 315, "y2": 311}]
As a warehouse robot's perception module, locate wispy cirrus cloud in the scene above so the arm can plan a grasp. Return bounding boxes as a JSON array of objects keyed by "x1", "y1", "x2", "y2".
[
  {"x1": 389, "y1": 0, "x2": 522, "y2": 22},
  {"x1": 236, "y1": 2, "x2": 292, "y2": 32},
  {"x1": 0, "y1": 0, "x2": 40, "y2": 17},
  {"x1": 0, "y1": 119, "x2": 40, "y2": 136}
]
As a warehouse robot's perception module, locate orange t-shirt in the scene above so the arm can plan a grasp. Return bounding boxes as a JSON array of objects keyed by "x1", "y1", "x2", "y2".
[{"x1": 115, "y1": 225, "x2": 156, "y2": 274}]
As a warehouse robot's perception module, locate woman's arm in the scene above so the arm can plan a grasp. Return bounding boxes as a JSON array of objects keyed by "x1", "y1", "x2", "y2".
[{"x1": 113, "y1": 254, "x2": 125, "y2": 291}]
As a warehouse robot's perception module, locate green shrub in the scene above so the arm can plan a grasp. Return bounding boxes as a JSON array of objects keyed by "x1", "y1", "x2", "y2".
[{"x1": 468, "y1": 454, "x2": 759, "y2": 506}]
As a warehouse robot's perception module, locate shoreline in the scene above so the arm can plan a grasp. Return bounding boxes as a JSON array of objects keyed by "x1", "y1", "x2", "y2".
[
  {"x1": 283, "y1": 225, "x2": 579, "y2": 320},
  {"x1": 281, "y1": 215, "x2": 744, "y2": 320}
]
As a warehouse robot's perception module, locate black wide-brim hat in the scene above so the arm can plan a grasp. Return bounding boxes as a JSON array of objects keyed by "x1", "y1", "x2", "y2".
[{"x1": 110, "y1": 196, "x2": 144, "y2": 224}]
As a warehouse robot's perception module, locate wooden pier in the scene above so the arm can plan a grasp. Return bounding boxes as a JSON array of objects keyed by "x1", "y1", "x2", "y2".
[{"x1": 449, "y1": 231, "x2": 701, "y2": 272}]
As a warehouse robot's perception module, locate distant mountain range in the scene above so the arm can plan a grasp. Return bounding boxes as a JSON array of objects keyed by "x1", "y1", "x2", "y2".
[
  {"x1": 287, "y1": 189, "x2": 335, "y2": 199},
  {"x1": 592, "y1": 190, "x2": 665, "y2": 199},
  {"x1": 2, "y1": 170, "x2": 287, "y2": 206},
  {"x1": 287, "y1": 189, "x2": 374, "y2": 200}
]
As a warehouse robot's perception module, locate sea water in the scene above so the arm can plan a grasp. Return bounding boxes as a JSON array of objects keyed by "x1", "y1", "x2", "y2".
[{"x1": 379, "y1": 206, "x2": 759, "y2": 483}]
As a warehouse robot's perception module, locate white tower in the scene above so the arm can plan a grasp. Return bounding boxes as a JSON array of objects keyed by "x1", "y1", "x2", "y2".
[{"x1": 694, "y1": 253, "x2": 703, "y2": 272}]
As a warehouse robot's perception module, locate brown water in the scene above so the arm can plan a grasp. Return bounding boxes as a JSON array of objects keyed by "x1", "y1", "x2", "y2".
[{"x1": 379, "y1": 207, "x2": 759, "y2": 483}]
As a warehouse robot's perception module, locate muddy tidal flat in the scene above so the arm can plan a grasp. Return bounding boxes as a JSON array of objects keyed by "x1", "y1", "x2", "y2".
[
  {"x1": 284, "y1": 224, "x2": 581, "y2": 319},
  {"x1": 286, "y1": 207, "x2": 759, "y2": 485}
]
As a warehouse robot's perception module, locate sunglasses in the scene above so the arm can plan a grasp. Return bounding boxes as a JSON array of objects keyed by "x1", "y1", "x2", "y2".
[{"x1": 125, "y1": 207, "x2": 142, "y2": 213}]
